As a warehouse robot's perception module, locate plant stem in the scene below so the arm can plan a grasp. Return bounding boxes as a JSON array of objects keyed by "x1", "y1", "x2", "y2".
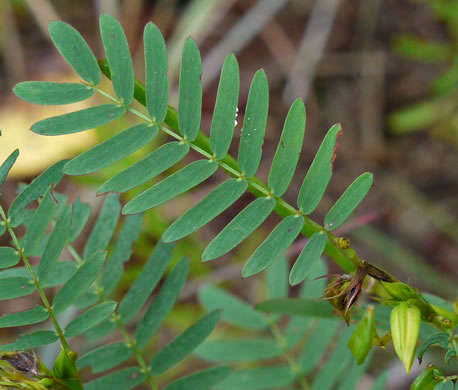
[
  {"x1": 268, "y1": 316, "x2": 311, "y2": 390},
  {"x1": 0, "y1": 206, "x2": 71, "y2": 354},
  {"x1": 67, "y1": 243, "x2": 158, "y2": 390}
]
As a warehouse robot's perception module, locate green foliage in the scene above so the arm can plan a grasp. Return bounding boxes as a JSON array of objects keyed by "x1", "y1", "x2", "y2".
[{"x1": 1, "y1": 12, "x2": 456, "y2": 390}]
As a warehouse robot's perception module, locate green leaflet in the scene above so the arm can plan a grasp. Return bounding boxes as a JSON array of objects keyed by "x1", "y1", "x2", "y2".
[
  {"x1": 31, "y1": 104, "x2": 126, "y2": 136},
  {"x1": 163, "y1": 366, "x2": 231, "y2": 390},
  {"x1": 242, "y1": 215, "x2": 304, "y2": 277},
  {"x1": 135, "y1": 257, "x2": 189, "y2": 349},
  {"x1": 337, "y1": 353, "x2": 372, "y2": 390},
  {"x1": 324, "y1": 172, "x2": 373, "y2": 230},
  {"x1": 13, "y1": 82, "x2": 93, "y2": 105},
  {"x1": 100, "y1": 13, "x2": 134, "y2": 105},
  {"x1": 312, "y1": 326, "x2": 354, "y2": 390},
  {"x1": 77, "y1": 342, "x2": 132, "y2": 373},
  {"x1": 149, "y1": 310, "x2": 220, "y2": 375},
  {"x1": 163, "y1": 178, "x2": 248, "y2": 242},
  {"x1": 0, "y1": 262, "x2": 76, "y2": 287},
  {"x1": 64, "y1": 301, "x2": 117, "y2": 338},
  {"x1": 0, "y1": 277, "x2": 34, "y2": 300},
  {"x1": 215, "y1": 366, "x2": 294, "y2": 390},
  {"x1": 84, "y1": 318, "x2": 116, "y2": 342},
  {"x1": 238, "y1": 70, "x2": 269, "y2": 178},
  {"x1": 199, "y1": 286, "x2": 267, "y2": 331},
  {"x1": 434, "y1": 380, "x2": 454, "y2": 390},
  {"x1": 22, "y1": 188, "x2": 56, "y2": 256},
  {"x1": 85, "y1": 367, "x2": 146, "y2": 390},
  {"x1": 268, "y1": 99, "x2": 306, "y2": 196},
  {"x1": 0, "y1": 330, "x2": 58, "y2": 351},
  {"x1": 101, "y1": 214, "x2": 143, "y2": 296},
  {"x1": 417, "y1": 332, "x2": 450, "y2": 362},
  {"x1": 74, "y1": 288, "x2": 99, "y2": 310},
  {"x1": 8, "y1": 160, "x2": 66, "y2": 227},
  {"x1": 52, "y1": 251, "x2": 106, "y2": 314},
  {"x1": 48, "y1": 21, "x2": 101, "y2": 85},
  {"x1": 297, "y1": 123, "x2": 342, "y2": 214},
  {"x1": 178, "y1": 38, "x2": 202, "y2": 142},
  {"x1": 298, "y1": 319, "x2": 341, "y2": 374},
  {"x1": 83, "y1": 193, "x2": 121, "y2": 258},
  {"x1": 371, "y1": 371, "x2": 388, "y2": 390},
  {"x1": 118, "y1": 241, "x2": 175, "y2": 324},
  {"x1": 38, "y1": 204, "x2": 72, "y2": 282},
  {"x1": 64, "y1": 124, "x2": 157, "y2": 175},
  {"x1": 98, "y1": 142, "x2": 189, "y2": 195},
  {"x1": 196, "y1": 339, "x2": 281, "y2": 362},
  {"x1": 0, "y1": 247, "x2": 20, "y2": 269},
  {"x1": 0, "y1": 305, "x2": 48, "y2": 328},
  {"x1": 289, "y1": 231, "x2": 327, "y2": 286},
  {"x1": 144, "y1": 22, "x2": 168, "y2": 123},
  {"x1": 210, "y1": 54, "x2": 240, "y2": 159},
  {"x1": 266, "y1": 255, "x2": 288, "y2": 299},
  {"x1": 69, "y1": 198, "x2": 91, "y2": 242},
  {"x1": 0, "y1": 149, "x2": 19, "y2": 193},
  {"x1": 202, "y1": 197, "x2": 275, "y2": 261},
  {"x1": 256, "y1": 298, "x2": 334, "y2": 318},
  {"x1": 123, "y1": 160, "x2": 217, "y2": 214}
]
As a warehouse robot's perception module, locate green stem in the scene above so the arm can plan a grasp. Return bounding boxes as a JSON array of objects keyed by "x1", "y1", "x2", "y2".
[
  {"x1": 67, "y1": 243, "x2": 158, "y2": 390},
  {"x1": 0, "y1": 206, "x2": 71, "y2": 354},
  {"x1": 268, "y1": 316, "x2": 311, "y2": 390}
]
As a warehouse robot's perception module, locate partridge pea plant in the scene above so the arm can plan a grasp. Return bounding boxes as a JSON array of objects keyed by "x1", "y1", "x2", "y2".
[{"x1": 0, "y1": 13, "x2": 456, "y2": 390}]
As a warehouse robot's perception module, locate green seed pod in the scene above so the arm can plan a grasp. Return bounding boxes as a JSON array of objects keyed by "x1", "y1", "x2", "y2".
[
  {"x1": 382, "y1": 281, "x2": 417, "y2": 301},
  {"x1": 410, "y1": 364, "x2": 443, "y2": 390},
  {"x1": 391, "y1": 302, "x2": 421, "y2": 374},
  {"x1": 53, "y1": 347, "x2": 78, "y2": 380},
  {"x1": 348, "y1": 305, "x2": 376, "y2": 364}
]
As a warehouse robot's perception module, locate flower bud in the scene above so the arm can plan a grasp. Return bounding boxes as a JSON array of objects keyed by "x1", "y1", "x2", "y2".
[
  {"x1": 410, "y1": 364, "x2": 442, "y2": 390},
  {"x1": 383, "y1": 282, "x2": 417, "y2": 301},
  {"x1": 390, "y1": 301, "x2": 421, "y2": 374},
  {"x1": 348, "y1": 305, "x2": 376, "y2": 364},
  {"x1": 53, "y1": 347, "x2": 78, "y2": 380}
]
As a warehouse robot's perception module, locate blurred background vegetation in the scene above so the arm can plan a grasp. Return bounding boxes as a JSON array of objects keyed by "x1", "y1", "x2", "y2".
[{"x1": 0, "y1": 0, "x2": 456, "y2": 389}]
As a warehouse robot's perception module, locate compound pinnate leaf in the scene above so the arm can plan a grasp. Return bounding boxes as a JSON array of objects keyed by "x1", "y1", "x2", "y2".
[
  {"x1": 324, "y1": 172, "x2": 373, "y2": 230},
  {"x1": 242, "y1": 215, "x2": 304, "y2": 278},
  {"x1": 118, "y1": 240, "x2": 174, "y2": 324},
  {"x1": 48, "y1": 21, "x2": 101, "y2": 85},
  {"x1": 64, "y1": 301, "x2": 117, "y2": 338},
  {"x1": 238, "y1": 69, "x2": 269, "y2": 178},
  {"x1": 53, "y1": 251, "x2": 106, "y2": 314},
  {"x1": 215, "y1": 365, "x2": 294, "y2": 390},
  {"x1": 163, "y1": 178, "x2": 247, "y2": 242},
  {"x1": 0, "y1": 330, "x2": 58, "y2": 351},
  {"x1": 84, "y1": 318, "x2": 116, "y2": 342},
  {"x1": 83, "y1": 193, "x2": 121, "y2": 258},
  {"x1": 100, "y1": 13, "x2": 134, "y2": 105},
  {"x1": 210, "y1": 54, "x2": 240, "y2": 159},
  {"x1": 149, "y1": 310, "x2": 220, "y2": 375},
  {"x1": 101, "y1": 214, "x2": 143, "y2": 296},
  {"x1": 163, "y1": 366, "x2": 231, "y2": 390},
  {"x1": 0, "y1": 247, "x2": 20, "y2": 269},
  {"x1": 144, "y1": 22, "x2": 168, "y2": 123},
  {"x1": 123, "y1": 160, "x2": 217, "y2": 215},
  {"x1": 0, "y1": 149, "x2": 19, "y2": 193},
  {"x1": 135, "y1": 257, "x2": 189, "y2": 349},
  {"x1": 298, "y1": 319, "x2": 340, "y2": 374},
  {"x1": 98, "y1": 141, "x2": 189, "y2": 195},
  {"x1": 31, "y1": 104, "x2": 126, "y2": 136},
  {"x1": 199, "y1": 286, "x2": 267, "y2": 331},
  {"x1": 85, "y1": 367, "x2": 146, "y2": 390},
  {"x1": 69, "y1": 198, "x2": 90, "y2": 242},
  {"x1": 38, "y1": 204, "x2": 72, "y2": 282},
  {"x1": 268, "y1": 99, "x2": 306, "y2": 196},
  {"x1": 0, "y1": 305, "x2": 48, "y2": 328},
  {"x1": 196, "y1": 339, "x2": 281, "y2": 363},
  {"x1": 297, "y1": 123, "x2": 342, "y2": 214},
  {"x1": 202, "y1": 197, "x2": 275, "y2": 261},
  {"x1": 13, "y1": 82, "x2": 93, "y2": 105},
  {"x1": 179, "y1": 38, "x2": 202, "y2": 142},
  {"x1": 0, "y1": 277, "x2": 34, "y2": 300},
  {"x1": 77, "y1": 342, "x2": 132, "y2": 373},
  {"x1": 64, "y1": 123, "x2": 157, "y2": 175},
  {"x1": 8, "y1": 160, "x2": 66, "y2": 227},
  {"x1": 289, "y1": 231, "x2": 327, "y2": 286}
]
